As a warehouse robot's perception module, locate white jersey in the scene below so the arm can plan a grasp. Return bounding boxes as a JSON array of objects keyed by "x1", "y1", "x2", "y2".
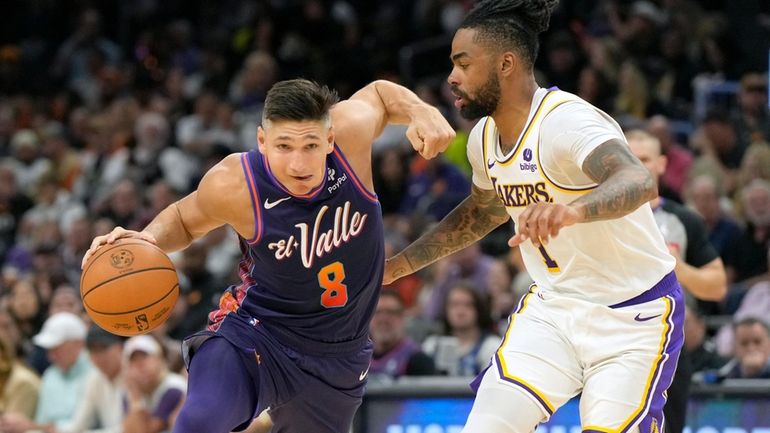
[{"x1": 467, "y1": 88, "x2": 675, "y2": 306}]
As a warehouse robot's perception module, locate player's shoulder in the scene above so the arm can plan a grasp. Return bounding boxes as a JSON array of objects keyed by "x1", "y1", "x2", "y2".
[
  {"x1": 199, "y1": 153, "x2": 248, "y2": 200},
  {"x1": 542, "y1": 89, "x2": 594, "y2": 117},
  {"x1": 468, "y1": 117, "x2": 492, "y2": 142}
]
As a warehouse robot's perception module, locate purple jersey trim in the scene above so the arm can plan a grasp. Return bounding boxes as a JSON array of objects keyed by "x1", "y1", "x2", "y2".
[
  {"x1": 240, "y1": 153, "x2": 263, "y2": 244},
  {"x1": 609, "y1": 272, "x2": 678, "y2": 309},
  {"x1": 331, "y1": 146, "x2": 378, "y2": 203}
]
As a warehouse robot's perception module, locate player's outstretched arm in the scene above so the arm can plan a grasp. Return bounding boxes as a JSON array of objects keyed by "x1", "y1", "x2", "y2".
[
  {"x1": 383, "y1": 185, "x2": 509, "y2": 284},
  {"x1": 334, "y1": 80, "x2": 455, "y2": 160},
  {"x1": 571, "y1": 138, "x2": 656, "y2": 221},
  {"x1": 82, "y1": 155, "x2": 243, "y2": 267}
]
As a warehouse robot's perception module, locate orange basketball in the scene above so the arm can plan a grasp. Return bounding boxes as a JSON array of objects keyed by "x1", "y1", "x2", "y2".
[{"x1": 80, "y1": 238, "x2": 179, "y2": 337}]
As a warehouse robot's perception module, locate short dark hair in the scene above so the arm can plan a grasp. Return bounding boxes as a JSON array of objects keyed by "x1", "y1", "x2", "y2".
[
  {"x1": 262, "y1": 79, "x2": 339, "y2": 126},
  {"x1": 734, "y1": 317, "x2": 770, "y2": 337},
  {"x1": 460, "y1": 0, "x2": 559, "y2": 67}
]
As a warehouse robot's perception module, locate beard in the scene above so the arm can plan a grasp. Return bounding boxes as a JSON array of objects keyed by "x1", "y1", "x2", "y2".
[{"x1": 457, "y1": 72, "x2": 501, "y2": 120}]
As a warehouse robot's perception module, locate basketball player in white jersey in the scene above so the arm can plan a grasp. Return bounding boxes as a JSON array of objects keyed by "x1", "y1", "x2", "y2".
[{"x1": 385, "y1": 1, "x2": 684, "y2": 432}]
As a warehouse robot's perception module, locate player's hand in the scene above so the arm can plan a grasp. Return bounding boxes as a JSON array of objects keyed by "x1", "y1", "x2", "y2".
[
  {"x1": 508, "y1": 202, "x2": 581, "y2": 248},
  {"x1": 406, "y1": 105, "x2": 455, "y2": 159},
  {"x1": 82, "y1": 227, "x2": 158, "y2": 269},
  {"x1": 383, "y1": 256, "x2": 410, "y2": 285}
]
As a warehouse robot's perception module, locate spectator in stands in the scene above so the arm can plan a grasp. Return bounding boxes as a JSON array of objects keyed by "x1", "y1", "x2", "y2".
[
  {"x1": 0, "y1": 333, "x2": 40, "y2": 420},
  {"x1": 122, "y1": 335, "x2": 186, "y2": 433},
  {"x1": 62, "y1": 326, "x2": 125, "y2": 433},
  {"x1": 646, "y1": 115, "x2": 693, "y2": 201},
  {"x1": 733, "y1": 72, "x2": 770, "y2": 148},
  {"x1": 485, "y1": 259, "x2": 516, "y2": 335},
  {"x1": 0, "y1": 312, "x2": 92, "y2": 433},
  {"x1": 423, "y1": 283, "x2": 500, "y2": 377},
  {"x1": 400, "y1": 155, "x2": 470, "y2": 223},
  {"x1": 47, "y1": 284, "x2": 83, "y2": 317},
  {"x1": 422, "y1": 244, "x2": 495, "y2": 320},
  {"x1": 685, "y1": 174, "x2": 743, "y2": 282},
  {"x1": 726, "y1": 318, "x2": 770, "y2": 379},
  {"x1": 372, "y1": 147, "x2": 411, "y2": 217},
  {"x1": 733, "y1": 179, "x2": 770, "y2": 283},
  {"x1": 369, "y1": 291, "x2": 435, "y2": 379},
  {"x1": 5, "y1": 129, "x2": 51, "y2": 198},
  {"x1": 684, "y1": 304, "x2": 728, "y2": 374}
]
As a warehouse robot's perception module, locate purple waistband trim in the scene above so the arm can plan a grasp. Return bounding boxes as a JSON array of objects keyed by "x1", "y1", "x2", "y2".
[{"x1": 609, "y1": 272, "x2": 679, "y2": 309}]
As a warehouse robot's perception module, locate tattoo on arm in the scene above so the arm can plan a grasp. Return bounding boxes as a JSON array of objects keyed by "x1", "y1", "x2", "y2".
[
  {"x1": 573, "y1": 139, "x2": 656, "y2": 222},
  {"x1": 397, "y1": 185, "x2": 509, "y2": 274}
]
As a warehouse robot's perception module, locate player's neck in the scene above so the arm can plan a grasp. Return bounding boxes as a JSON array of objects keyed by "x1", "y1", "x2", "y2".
[{"x1": 492, "y1": 77, "x2": 538, "y2": 151}]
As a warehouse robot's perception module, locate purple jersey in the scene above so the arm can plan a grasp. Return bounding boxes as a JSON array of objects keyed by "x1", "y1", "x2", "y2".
[{"x1": 208, "y1": 146, "x2": 384, "y2": 355}]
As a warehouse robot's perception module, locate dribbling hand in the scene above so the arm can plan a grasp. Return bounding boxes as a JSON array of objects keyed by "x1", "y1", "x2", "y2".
[
  {"x1": 508, "y1": 202, "x2": 582, "y2": 248},
  {"x1": 406, "y1": 105, "x2": 455, "y2": 159},
  {"x1": 81, "y1": 226, "x2": 158, "y2": 269}
]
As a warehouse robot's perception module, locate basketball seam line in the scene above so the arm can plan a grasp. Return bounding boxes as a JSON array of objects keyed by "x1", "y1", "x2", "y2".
[
  {"x1": 81, "y1": 240, "x2": 168, "y2": 277},
  {"x1": 81, "y1": 267, "x2": 177, "y2": 298},
  {"x1": 85, "y1": 284, "x2": 179, "y2": 316}
]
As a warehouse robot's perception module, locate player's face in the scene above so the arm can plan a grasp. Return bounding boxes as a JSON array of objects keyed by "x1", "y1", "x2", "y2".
[
  {"x1": 258, "y1": 120, "x2": 334, "y2": 195},
  {"x1": 448, "y1": 28, "x2": 502, "y2": 120}
]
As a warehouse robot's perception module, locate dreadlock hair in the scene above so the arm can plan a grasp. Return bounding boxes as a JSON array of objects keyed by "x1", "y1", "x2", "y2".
[{"x1": 460, "y1": 0, "x2": 559, "y2": 67}]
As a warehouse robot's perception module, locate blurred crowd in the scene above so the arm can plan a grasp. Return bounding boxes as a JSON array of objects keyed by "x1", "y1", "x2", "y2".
[{"x1": 0, "y1": 0, "x2": 768, "y2": 432}]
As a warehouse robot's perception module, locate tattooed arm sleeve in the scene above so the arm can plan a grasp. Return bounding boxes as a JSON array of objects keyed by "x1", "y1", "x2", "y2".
[
  {"x1": 570, "y1": 138, "x2": 657, "y2": 222},
  {"x1": 386, "y1": 185, "x2": 509, "y2": 279}
]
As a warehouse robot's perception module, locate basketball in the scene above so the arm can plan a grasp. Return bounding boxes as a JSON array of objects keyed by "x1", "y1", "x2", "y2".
[{"x1": 80, "y1": 238, "x2": 179, "y2": 337}]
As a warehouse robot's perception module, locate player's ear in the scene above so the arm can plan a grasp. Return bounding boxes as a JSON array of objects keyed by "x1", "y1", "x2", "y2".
[
  {"x1": 326, "y1": 126, "x2": 335, "y2": 154},
  {"x1": 257, "y1": 126, "x2": 267, "y2": 153},
  {"x1": 500, "y1": 51, "x2": 516, "y2": 77}
]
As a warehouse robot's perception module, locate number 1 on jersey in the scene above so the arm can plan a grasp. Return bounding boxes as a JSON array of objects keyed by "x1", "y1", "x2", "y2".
[
  {"x1": 318, "y1": 261, "x2": 348, "y2": 308},
  {"x1": 538, "y1": 245, "x2": 561, "y2": 273}
]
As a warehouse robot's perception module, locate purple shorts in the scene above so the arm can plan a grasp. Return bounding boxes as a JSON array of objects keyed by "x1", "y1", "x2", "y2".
[{"x1": 182, "y1": 311, "x2": 372, "y2": 433}]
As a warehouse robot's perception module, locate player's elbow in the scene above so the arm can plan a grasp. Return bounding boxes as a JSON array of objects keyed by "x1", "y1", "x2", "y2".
[{"x1": 640, "y1": 170, "x2": 658, "y2": 203}]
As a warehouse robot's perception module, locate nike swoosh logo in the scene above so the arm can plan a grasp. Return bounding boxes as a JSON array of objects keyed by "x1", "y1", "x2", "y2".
[
  {"x1": 634, "y1": 313, "x2": 662, "y2": 322},
  {"x1": 487, "y1": 158, "x2": 496, "y2": 169},
  {"x1": 359, "y1": 365, "x2": 370, "y2": 381},
  {"x1": 264, "y1": 197, "x2": 291, "y2": 209}
]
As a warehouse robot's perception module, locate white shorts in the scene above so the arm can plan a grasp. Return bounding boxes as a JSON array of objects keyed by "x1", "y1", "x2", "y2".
[{"x1": 479, "y1": 272, "x2": 683, "y2": 432}]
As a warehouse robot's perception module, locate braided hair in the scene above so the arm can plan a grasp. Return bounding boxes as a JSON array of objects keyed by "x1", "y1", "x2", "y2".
[{"x1": 461, "y1": 0, "x2": 559, "y2": 67}]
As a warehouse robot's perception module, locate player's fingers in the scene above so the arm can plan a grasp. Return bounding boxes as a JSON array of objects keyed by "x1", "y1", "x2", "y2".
[
  {"x1": 106, "y1": 227, "x2": 127, "y2": 244},
  {"x1": 139, "y1": 232, "x2": 158, "y2": 245},
  {"x1": 525, "y1": 205, "x2": 546, "y2": 247},
  {"x1": 406, "y1": 126, "x2": 425, "y2": 156},
  {"x1": 508, "y1": 233, "x2": 528, "y2": 247},
  {"x1": 536, "y1": 206, "x2": 556, "y2": 245},
  {"x1": 550, "y1": 207, "x2": 567, "y2": 238},
  {"x1": 517, "y1": 207, "x2": 534, "y2": 240}
]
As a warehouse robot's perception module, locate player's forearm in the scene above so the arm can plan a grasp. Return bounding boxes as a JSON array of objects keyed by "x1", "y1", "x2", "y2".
[
  {"x1": 387, "y1": 194, "x2": 507, "y2": 279},
  {"x1": 570, "y1": 167, "x2": 656, "y2": 222},
  {"x1": 674, "y1": 259, "x2": 727, "y2": 301},
  {"x1": 143, "y1": 203, "x2": 195, "y2": 253},
  {"x1": 371, "y1": 80, "x2": 434, "y2": 125}
]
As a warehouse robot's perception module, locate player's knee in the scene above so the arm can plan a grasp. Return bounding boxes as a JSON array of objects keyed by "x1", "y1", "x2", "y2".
[{"x1": 462, "y1": 384, "x2": 545, "y2": 433}]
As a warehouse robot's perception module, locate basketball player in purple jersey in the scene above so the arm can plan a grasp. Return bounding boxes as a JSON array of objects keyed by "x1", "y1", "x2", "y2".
[{"x1": 83, "y1": 79, "x2": 454, "y2": 433}]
